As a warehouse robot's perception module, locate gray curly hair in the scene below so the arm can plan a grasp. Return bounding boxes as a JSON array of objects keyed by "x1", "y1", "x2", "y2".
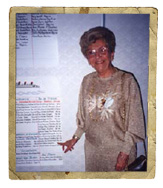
[{"x1": 80, "y1": 26, "x2": 116, "y2": 58}]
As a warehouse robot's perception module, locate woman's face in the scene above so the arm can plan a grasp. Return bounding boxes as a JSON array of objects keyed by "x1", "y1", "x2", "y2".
[{"x1": 86, "y1": 39, "x2": 114, "y2": 78}]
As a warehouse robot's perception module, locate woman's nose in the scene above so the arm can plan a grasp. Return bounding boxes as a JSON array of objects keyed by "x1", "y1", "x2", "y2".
[{"x1": 95, "y1": 51, "x2": 102, "y2": 58}]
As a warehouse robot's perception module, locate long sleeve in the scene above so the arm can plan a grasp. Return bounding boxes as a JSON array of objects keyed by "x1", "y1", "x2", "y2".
[
  {"x1": 74, "y1": 80, "x2": 86, "y2": 138},
  {"x1": 121, "y1": 75, "x2": 145, "y2": 155}
]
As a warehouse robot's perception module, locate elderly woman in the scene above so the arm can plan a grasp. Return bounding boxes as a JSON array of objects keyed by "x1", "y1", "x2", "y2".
[{"x1": 58, "y1": 26, "x2": 145, "y2": 171}]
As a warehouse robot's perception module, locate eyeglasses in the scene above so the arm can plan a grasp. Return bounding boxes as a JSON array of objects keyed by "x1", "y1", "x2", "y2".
[{"x1": 87, "y1": 46, "x2": 108, "y2": 58}]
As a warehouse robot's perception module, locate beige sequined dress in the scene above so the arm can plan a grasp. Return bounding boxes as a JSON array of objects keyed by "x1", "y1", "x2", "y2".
[{"x1": 74, "y1": 68, "x2": 145, "y2": 171}]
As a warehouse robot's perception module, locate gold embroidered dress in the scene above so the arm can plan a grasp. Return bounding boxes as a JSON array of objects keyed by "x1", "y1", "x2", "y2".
[{"x1": 74, "y1": 68, "x2": 145, "y2": 171}]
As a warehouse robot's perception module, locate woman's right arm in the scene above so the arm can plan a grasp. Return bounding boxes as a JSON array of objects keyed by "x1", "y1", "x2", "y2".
[{"x1": 74, "y1": 79, "x2": 86, "y2": 138}]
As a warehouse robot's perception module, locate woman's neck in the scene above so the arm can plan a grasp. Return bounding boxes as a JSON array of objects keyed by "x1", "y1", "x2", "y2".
[{"x1": 97, "y1": 64, "x2": 116, "y2": 78}]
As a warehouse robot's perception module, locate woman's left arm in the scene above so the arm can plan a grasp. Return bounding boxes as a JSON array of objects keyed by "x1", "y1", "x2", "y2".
[{"x1": 116, "y1": 75, "x2": 146, "y2": 170}]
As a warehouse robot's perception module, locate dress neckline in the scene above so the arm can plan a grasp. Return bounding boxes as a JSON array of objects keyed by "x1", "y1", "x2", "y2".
[{"x1": 95, "y1": 67, "x2": 119, "y2": 81}]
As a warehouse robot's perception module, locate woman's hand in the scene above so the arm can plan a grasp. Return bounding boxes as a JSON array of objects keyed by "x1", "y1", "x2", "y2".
[
  {"x1": 115, "y1": 152, "x2": 129, "y2": 171},
  {"x1": 58, "y1": 138, "x2": 78, "y2": 153}
]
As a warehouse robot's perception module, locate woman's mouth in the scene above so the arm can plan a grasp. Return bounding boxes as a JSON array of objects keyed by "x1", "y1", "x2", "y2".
[{"x1": 95, "y1": 60, "x2": 105, "y2": 65}]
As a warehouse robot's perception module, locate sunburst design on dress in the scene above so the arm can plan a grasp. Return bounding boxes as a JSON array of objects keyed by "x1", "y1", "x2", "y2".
[
  {"x1": 87, "y1": 92, "x2": 117, "y2": 121},
  {"x1": 87, "y1": 95, "x2": 96, "y2": 112}
]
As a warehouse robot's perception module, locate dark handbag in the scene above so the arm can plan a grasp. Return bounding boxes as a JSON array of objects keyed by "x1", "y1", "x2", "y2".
[
  {"x1": 128, "y1": 155, "x2": 147, "y2": 171},
  {"x1": 128, "y1": 140, "x2": 147, "y2": 171}
]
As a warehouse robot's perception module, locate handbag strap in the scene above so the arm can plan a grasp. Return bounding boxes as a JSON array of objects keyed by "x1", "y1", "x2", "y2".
[{"x1": 121, "y1": 72, "x2": 147, "y2": 158}]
